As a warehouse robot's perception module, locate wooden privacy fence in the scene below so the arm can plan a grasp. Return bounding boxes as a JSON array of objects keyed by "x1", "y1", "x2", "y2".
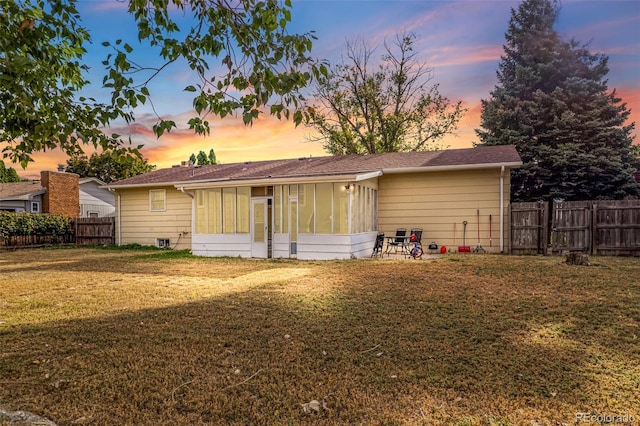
[
  {"x1": 74, "y1": 217, "x2": 115, "y2": 246},
  {"x1": 0, "y1": 217, "x2": 115, "y2": 248},
  {"x1": 510, "y1": 200, "x2": 640, "y2": 256},
  {"x1": 509, "y1": 202, "x2": 549, "y2": 255}
]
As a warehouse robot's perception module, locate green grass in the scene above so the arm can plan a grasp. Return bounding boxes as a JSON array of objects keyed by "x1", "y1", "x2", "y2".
[{"x1": 0, "y1": 249, "x2": 638, "y2": 425}]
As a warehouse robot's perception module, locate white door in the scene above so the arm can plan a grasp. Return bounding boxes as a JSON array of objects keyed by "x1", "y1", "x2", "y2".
[{"x1": 251, "y1": 198, "x2": 268, "y2": 258}]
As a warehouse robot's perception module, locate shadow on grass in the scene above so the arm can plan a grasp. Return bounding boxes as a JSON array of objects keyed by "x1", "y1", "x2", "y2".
[{"x1": 0, "y1": 255, "x2": 638, "y2": 425}]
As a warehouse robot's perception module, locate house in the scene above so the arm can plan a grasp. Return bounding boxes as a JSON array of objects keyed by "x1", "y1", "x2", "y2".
[
  {"x1": 0, "y1": 181, "x2": 45, "y2": 213},
  {"x1": 79, "y1": 177, "x2": 116, "y2": 217},
  {"x1": 0, "y1": 172, "x2": 115, "y2": 218},
  {"x1": 106, "y1": 145, "x2": 522, "y2": 259},
  {"x1": 0, "y1": 171, "x2": 79, "y2": 216}
]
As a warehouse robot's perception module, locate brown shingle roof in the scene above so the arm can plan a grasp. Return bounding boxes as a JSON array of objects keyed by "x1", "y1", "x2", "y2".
[
  {"x1": 0, "y1": 181, "x2": 45, "y2": 200},
  {"x1": 108, "y1": 145, "x2": 521, "y2": 187}
]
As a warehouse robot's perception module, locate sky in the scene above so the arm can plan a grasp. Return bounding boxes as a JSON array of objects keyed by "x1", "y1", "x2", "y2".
[{"x1": 13, "y1": 0, "x2": 640, "y2": 179}]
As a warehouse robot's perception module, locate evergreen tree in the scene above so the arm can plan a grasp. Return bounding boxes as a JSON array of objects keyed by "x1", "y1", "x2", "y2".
[
  {"x1": 476, "y1": 0, "x2": 639, "y2": 201},
  {"x1": 188, "y1": 149, "x2": 218, "y2": 165},
  {"x1": 208, "y1": 149, "x2": 217, "y2": 165},
  {"x1": 196, "y1": 151, "x2": 209, "y2": 166}
]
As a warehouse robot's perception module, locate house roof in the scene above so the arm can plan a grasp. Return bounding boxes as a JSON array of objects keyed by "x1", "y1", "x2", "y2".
[
  {"x1": 0, "y1": 181, "x2": 45, "y2": 200},
  {"x1": 79, "y1": 177, "x2": 107, "y2": 186},
  {"x1": 106, "y1": 145, "x2": 522, "y2": 189}
]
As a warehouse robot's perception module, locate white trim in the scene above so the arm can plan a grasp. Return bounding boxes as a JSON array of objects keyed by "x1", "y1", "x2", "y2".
[
  {"x1": 174, "y1": 173, "x2": 367, "y2": 190},
  {"x1": 80, "y1": 177, "x2": 107, "y2": 185},
  {"x1": 382, "y1": 162, "x2": 522, "y2": 174},
  {"x1": 148, "y1": 189, "x2": 167, "y2": 212},
  {"x1": 355, "y1": 170, "x2": 383, "y2": 181},
  {"x1": 106, "y1": 173, "x2": 373, "y2": 190}
]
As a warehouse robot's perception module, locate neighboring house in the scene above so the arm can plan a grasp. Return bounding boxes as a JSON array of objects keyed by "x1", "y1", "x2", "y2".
[
  {"x1": 106, "y1": 145, "x2": 522, "y2": 260},
  {"x1": 0, "y1": 171, "x2": 81, "y2": 217},
  {"x1": 0, "y1": 181, "x2": 45, "y2": 213},
  {"x1": 79, "y1": 177, "x2": 116, "y2": 217}
]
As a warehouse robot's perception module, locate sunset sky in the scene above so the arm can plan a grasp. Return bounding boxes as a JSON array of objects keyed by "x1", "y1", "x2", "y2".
[{"x1": 13, "y1": 0, "x2": 640, "y2": 179}]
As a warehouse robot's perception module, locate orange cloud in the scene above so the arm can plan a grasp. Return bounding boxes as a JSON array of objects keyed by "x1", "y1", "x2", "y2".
[{"x1": 11, "y1": 83, "x2": 639, "y2": 181}]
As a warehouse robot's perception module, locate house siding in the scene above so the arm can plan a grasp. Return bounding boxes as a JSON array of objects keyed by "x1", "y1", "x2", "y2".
[
  {"x1": 378, "y1": 168, "x2": 511, "y2": 253},
  {"x1": 80, "y1": 181, "x2": 116, "y2": 217},
  {"x1": 116, "y1": 187, "x2": 192, "y2": 250}
]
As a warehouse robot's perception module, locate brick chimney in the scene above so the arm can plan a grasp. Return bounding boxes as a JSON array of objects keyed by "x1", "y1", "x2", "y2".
[{"x1": 41, "y1": 171, "x2": 80, "y2": 217}]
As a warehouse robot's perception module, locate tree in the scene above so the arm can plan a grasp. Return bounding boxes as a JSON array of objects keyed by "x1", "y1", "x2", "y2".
[
  {"x1": 306, "y1": 33, "x2": 465, "y2": 155},
  {"x1": 196, "y1": 151, "x2": 209, "y2": 166},
  {"x1": 188, "y1": 149, "x2": 218, "y2": 165},
  {"x1": 65, "y1": 151, "x2": 156, "y2": 184},
  {"x1": 476, "y1": 0, "x2": 639, "y2": 201},
  {"x1": 1, "y1": 0, "x2": 325, "y2": 168},
  {"x1": 208, "y1": 149, "x2": 217, "y2": 165},
  {"x1": 0, "y1": 161, "x2": 21, "y2": 182}
]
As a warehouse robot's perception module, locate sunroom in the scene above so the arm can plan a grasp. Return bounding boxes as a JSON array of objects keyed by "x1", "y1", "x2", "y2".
[{"x1": 182, "y1": 174, "x2": 380, "y2": 260}]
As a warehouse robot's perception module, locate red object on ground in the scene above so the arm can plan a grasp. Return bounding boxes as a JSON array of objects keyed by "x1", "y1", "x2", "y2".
[{"x1": 440, "y1": 246, "x2": 447, "y2": 254}]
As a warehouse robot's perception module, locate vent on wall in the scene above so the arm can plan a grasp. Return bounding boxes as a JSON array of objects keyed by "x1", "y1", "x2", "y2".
[{"x1": 156, "y1": 238, "x2": 171, "y2": 248}]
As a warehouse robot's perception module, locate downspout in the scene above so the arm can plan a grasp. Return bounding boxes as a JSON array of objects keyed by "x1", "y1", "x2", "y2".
[
  {"x1": 178, "y1": 187, "x2": 195, "y2": 248},
  {"x1": 500, "y1": 166, "x2": 505, "y2": 253},
  {"x1": 178, "y1": 187, "x2": 194, "y2": 199}
]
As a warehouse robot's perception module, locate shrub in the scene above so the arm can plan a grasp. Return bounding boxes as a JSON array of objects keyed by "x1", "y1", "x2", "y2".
[{"x1": 0, "y1": 212, "x2": 74, "y2": 244}]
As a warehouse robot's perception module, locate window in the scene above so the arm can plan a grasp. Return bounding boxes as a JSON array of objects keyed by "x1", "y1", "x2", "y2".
[
  {"x1": 88, "y1": 211, "x2": 99, "y2": 218},
  {"x1": 194, "y1": 187, "x2": 250, "y2": 234},
  {"x1": 149, "y1": 189, "x2": 166, "y2": 211},
  {"x1": 156, "y1": 238, "x2": 170, "y2": 248},
  {"x1": 236, "y1": 187, "x2": 250, "y2": 233},
  {"x1": 222, "y1": 188, "x2": 236, "y2": 233},
  {"x1": 334, "y1": 183, "x2": 349, "y2": 234},
  {"x1": 207, "y1": 189, "x2": 222, "y2": 233},
  {"x1": 315, "y1": 183, "x2": 332, "y2": 234},
  {"x1": 31, "y1": 201, "x2": 40, "y2": 213},
  {"x1": 299, "y1": 184, "x2": 314, "y2": 233}
]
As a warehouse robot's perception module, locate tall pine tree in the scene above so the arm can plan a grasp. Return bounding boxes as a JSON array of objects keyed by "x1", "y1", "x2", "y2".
[{"x1": 476, "y1": 0, "x2": 639, "y2": 201}]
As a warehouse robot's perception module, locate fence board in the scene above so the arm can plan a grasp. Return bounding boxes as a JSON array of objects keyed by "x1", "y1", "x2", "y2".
[
  {"x1": 74, "y1": 217, "x2": 115, "y2": 246},
  {"x1": 510, "y1": 201, "x2": 548, "y2": 255},
  {"x1": 552, "y1": 201, "x2": 592, "y2": 253},
  {"x1": 593, "y1": 200, "x2": 640, "y2": 256},
  {"x1": 511, "y1": 200, "x2": 639, "y2": 257}
]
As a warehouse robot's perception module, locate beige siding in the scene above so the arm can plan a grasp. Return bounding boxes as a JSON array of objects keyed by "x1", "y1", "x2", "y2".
[
  {"x1": 378, "y1": 168, "x2": 512, "y2": 253},
  {"x1": 115, "y1": 187, "x2": 192, "y2": 250}
]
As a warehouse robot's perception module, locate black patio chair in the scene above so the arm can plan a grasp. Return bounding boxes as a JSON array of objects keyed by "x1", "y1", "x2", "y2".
[
  {"x1": 371, "y1": 232, "x2": 385, "y2": 258},
  {"x1": 409, "y1": 228, "x2": 423, "y2": 245},
  {"x1": 387, "y1": 228, "x2": 407, "y2": 254}
]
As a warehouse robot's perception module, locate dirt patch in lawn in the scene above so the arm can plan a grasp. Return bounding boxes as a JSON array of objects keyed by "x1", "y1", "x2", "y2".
[{"x1": 1, "y1": 248, "x2": 638, "y2": 425}]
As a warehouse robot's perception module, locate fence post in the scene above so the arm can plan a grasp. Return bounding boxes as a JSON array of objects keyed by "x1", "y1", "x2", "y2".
[
  {"x1": 508, "y1": 203, "x2": 512, "y2": 254},
  {"x1": 592, "y1": 204, "x2": 597, "y2": 256},
  {"x1": 542, "y1": 201, "x2": 550, "y2": 255}
]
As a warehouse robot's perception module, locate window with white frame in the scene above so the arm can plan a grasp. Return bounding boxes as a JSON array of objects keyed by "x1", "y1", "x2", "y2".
[
  {"x1": 31, "y1": 201, "x2": 40, "y2": 213},
  {"x1": 149, "y1": 189, "x2": 166, "y2": 211},
  {"x1": 194, "y1": 187, "x2": 250, "y2": 234}
]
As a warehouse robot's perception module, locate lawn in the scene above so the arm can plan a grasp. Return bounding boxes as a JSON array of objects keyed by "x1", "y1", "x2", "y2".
[{"x1": 0, "y1": 248, "x2": 638, "y2": 425}]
